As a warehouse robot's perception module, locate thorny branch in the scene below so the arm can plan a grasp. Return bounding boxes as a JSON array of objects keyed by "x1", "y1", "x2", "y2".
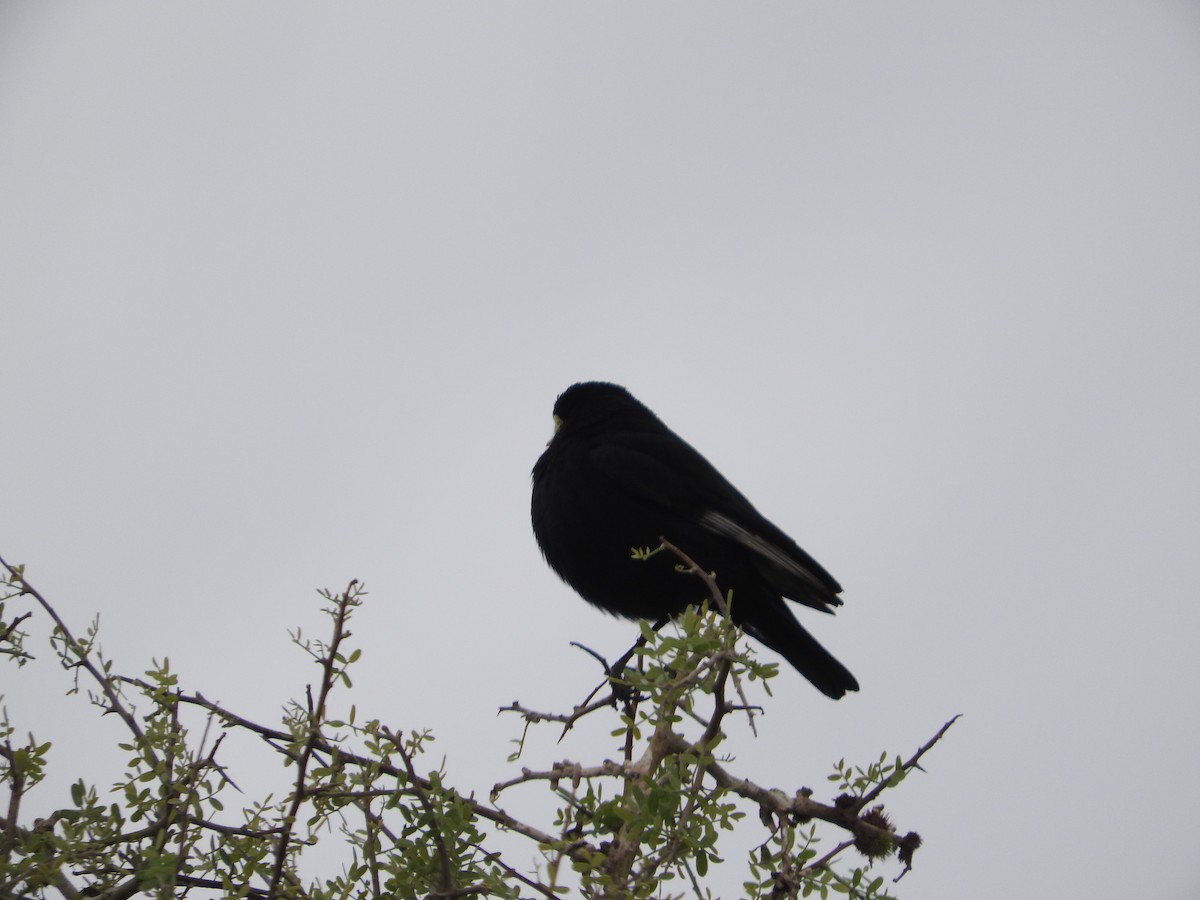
[
  {"x1": 386, "y1": 727, "x2": 457, "y2": 897},
  {"x1": 1, "y1": 550, "x2": 955, "y2": 899},
  {"x1": 499, "y1": 538, "x2": 958, "y2": 892},
  {"x1": 268, "y1": 582, "x2": 357, "y2": 897},
  {"x1": 0, "y1": 553, "x2": 148, "y2": 746}
]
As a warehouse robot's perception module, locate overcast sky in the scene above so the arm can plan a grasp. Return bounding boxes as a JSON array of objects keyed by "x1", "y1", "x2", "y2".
[{"x1": 2, "y1": 3, "x2": 1199, "y2": 898}]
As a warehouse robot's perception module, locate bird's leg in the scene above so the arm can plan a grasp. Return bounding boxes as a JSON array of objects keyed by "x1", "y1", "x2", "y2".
[
  {"x1": 557, "y1": 617, "x2": 670, "y2": 741},
  {"x1": 607, "y1": 615, "x2": 667, "y2": 680}
]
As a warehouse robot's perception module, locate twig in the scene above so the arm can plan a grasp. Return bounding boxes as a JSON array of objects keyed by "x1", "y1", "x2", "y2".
[
  {"x1": 800, "y1": 838, "x2": 855, "y2": 875},
  {"x1": 0, "y1": 554, "x2": 148, "y2": 746},
  {"x1": 152, "y1": 677, "x2": 588, "y2": 858},
  {"x1": 491, "y1": 759, "x2": 630, "y2": 797},
  {"x1": 657, "y1": 538, "x2": 728, "y2": 617},
  {"x1": 656, "y1": 729, "x2": 924, "y2": 864},
  {"x1": 0, "y1": 610, "x2": 32, "y2": 645},
  {"x1": 267, "y1": 581, "x2": 358, "y2": 896},
  {"x1": 858, "y1": 715, "x2": 961, "y2": 810},
  {"x1": 462, "y1": 840, "x2": 565, "y2": 900},
  {"x1": 499, "y1": 699, "x2": 607, "y2": 726},
  {"x1": 386, "y1": 727, "x2": 456, "y2": 897},
  {"x1": 557, "y1": 625, "x2": 662, "y2": 740},
  {"x1": 658, "y1": 538, "x2": 759, "y2": 736}
]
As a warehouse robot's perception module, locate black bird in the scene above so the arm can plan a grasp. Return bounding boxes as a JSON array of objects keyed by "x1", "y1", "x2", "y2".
[{"x1": 531, "y1": 381, "x2": 858, "y2": 699}]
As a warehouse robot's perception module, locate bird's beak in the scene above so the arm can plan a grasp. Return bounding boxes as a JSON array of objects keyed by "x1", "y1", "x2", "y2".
[{"x1": 547, "y1": 414, "x2": 563, "y2": 446}]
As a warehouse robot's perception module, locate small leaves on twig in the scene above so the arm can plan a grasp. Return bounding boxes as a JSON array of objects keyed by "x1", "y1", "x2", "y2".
[{"x1": 0, "y1": 550, "x2": 953, "y2": 900}]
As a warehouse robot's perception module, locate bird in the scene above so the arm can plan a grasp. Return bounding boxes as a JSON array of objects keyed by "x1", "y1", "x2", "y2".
[{"x1": 531, "y1": 381, "x2": 858, "y2": 699}]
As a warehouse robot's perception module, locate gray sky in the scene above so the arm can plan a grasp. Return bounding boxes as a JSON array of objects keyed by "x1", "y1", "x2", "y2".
[{"x1": 3, "y1": 3, "x2": 1199, "y2": 897}]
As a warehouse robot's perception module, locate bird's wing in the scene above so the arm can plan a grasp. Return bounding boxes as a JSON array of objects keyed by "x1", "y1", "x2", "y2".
[
  {"x1": 697, "y1": 509, "x2": 841, "y2": 604},
  {"x1": 588, "y1": 432, "x2": 737, "y2": 515},
  {"x1": 588, "y1": 433, "x2": 842, "y2": 606}
]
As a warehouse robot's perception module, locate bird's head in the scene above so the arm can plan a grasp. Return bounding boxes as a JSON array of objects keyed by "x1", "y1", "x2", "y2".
[{"x1": 548, "y1": 382, "x2": 660, "y2": 443}]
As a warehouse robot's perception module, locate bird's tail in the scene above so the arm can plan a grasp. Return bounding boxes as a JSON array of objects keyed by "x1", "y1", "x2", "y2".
[{"x1": 738, "y1": 599, "x2": 859, "y2": 700}]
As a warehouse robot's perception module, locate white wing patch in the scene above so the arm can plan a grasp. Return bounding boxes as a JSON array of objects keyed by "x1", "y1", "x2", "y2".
[{"x1": 699, "y1": 510, "x2": 822, "y2": 589}]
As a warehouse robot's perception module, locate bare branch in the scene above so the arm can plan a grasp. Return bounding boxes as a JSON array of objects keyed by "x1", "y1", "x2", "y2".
[{"x1": 858, "y1": 714, "x2": 962, "y2": 809}]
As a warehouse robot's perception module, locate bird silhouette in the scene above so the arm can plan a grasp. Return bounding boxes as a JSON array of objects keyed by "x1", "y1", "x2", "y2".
[{"x1": 531, "y1": 381, "x2": 858, "y2": 699}]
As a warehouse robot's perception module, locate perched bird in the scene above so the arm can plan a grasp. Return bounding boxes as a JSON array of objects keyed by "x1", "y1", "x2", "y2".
[{"x1": 531, "y1": 381, "x2": 858, "y2": 699}]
